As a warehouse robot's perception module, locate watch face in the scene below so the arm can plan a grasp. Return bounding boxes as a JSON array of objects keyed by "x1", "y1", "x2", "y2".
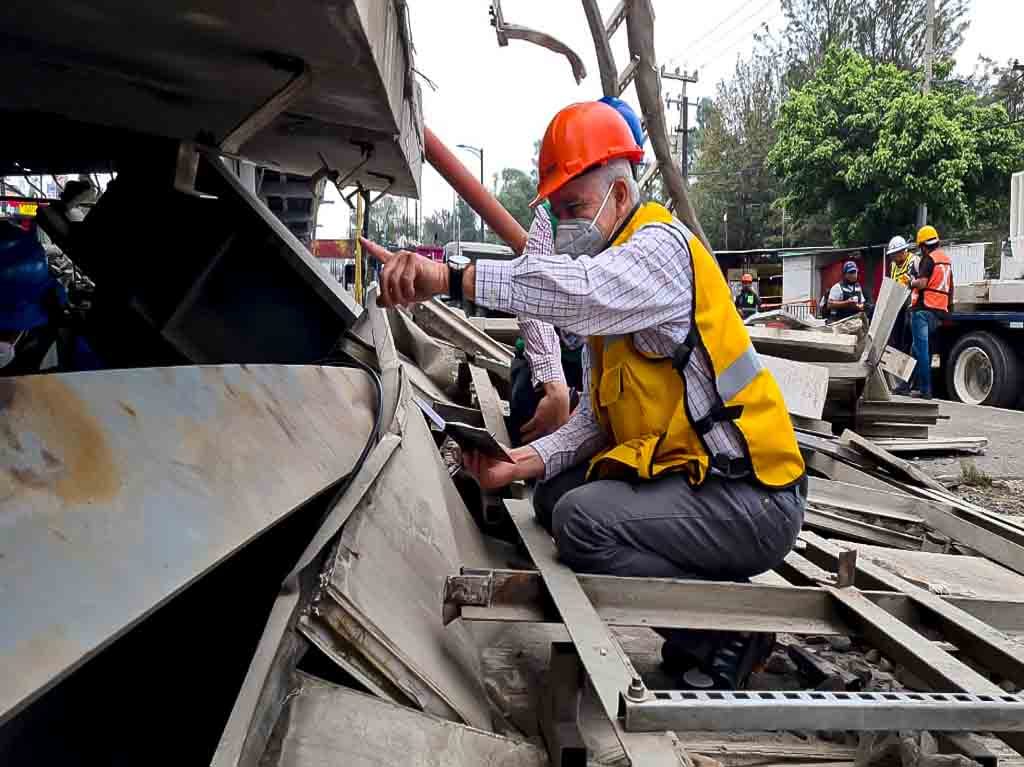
[{"x1": 448, "y1": 254, "x2": 471, "y2": 269}]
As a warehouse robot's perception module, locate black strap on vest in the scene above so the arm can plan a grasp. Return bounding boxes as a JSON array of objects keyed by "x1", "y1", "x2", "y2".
[
  {"x1": 692, "y1": 403, "x2": 745, "y2": 435},
  {"x1": 671, "y1": 327, "x2": 700, "y2": 377},
  {"x1": 671, "y1": 326, "x2": 746, "y2": 434}
]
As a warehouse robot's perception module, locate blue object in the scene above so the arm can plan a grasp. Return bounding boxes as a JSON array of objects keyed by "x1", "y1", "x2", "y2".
[
  {"x1": 599, "y1": 96, "x2": 646, "y2": 149},
  {"x1": 910, "y1": 310, "x2": 938, "y2": 396},
  {"x1": 843, "y1": 260, "x2": 858, "y2": 274},
  {"x1": 0, "y1": 228, "x2": 62, "y2": 331}
]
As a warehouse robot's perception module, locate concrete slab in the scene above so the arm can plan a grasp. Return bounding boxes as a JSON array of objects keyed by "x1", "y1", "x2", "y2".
[{"x1": 845, "y1": 544, "x2": 1024, "y2": 601}]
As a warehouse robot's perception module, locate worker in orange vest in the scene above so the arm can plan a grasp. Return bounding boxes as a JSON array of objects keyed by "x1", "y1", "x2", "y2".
[{"x1": 907, "y1": 225, "x2": 953, "y2": 399}]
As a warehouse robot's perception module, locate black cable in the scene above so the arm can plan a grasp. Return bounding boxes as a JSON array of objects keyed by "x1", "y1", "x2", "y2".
[{"x1": 316, "y1": 344, "x2": 385, "y2": 519}]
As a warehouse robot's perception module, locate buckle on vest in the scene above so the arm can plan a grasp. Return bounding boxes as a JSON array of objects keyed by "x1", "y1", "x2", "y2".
[
  {"x1": 692, "y1": 403, "x2": 744, "y2": 435},
  {"x1": 710, "y1": 453, "x2": 752, "y2": 479}
]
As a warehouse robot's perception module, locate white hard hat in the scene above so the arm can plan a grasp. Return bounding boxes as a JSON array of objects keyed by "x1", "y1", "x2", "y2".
[{"x1": 886, "y1": 235, "x2": 909, "y2": 256}]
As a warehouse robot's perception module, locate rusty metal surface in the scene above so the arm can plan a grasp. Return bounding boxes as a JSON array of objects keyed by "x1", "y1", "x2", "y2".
[{"x1": 0, "y1": 365, "x2": 375, "y2": 725}]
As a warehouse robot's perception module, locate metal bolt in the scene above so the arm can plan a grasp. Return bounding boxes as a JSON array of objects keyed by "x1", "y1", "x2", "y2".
[{"x1": 626, "y1": 676, "x2": 647, "y2": 702}]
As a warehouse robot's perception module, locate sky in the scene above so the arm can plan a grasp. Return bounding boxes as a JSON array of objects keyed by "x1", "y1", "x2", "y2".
[{"x1": 316, "y1": 0, "x2": 1020, "y2": 239}]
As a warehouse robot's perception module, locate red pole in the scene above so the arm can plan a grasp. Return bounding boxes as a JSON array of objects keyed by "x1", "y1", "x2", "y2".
[{"x1": 424, "y1": 126, "x2": 528, "y2": 255}]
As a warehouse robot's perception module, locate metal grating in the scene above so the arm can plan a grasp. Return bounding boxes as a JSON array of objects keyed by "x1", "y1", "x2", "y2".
[{"x1": 620, "y1": 689, "x2": 1024, "y2": 733}]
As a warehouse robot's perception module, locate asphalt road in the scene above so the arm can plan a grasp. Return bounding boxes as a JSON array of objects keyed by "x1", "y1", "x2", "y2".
[{"x1": 916, "y1": 398, "x2": 1024, "y2": 479}]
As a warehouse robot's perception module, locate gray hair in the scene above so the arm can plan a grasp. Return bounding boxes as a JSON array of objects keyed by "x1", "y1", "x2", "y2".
[{"x1": 586, "y1": 158, "x2": 640, "y2": 205}]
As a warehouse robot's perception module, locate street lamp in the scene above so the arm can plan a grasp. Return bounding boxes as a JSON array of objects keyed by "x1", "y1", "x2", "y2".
[{"x1": 456, "y1": 143, "x2": 485, "y2": 241}]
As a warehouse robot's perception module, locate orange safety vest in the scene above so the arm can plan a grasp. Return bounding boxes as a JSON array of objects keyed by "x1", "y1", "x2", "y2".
[{"x1": 911, "y1": 249, "x2": 952, "y2": 314}]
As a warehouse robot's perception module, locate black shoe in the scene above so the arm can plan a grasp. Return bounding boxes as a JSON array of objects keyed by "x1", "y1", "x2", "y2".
[
  {"x1": 910, "y1": 390, "x2": 933, "y2": 400},
  {"x1": 892, "y1": 385, "x2": 911, "y2": 396},
  {"x1": 705, "y1": 633, "x2": 776, "y2": 689}
]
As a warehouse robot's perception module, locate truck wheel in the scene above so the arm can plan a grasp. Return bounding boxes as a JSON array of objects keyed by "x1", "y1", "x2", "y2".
[{"x1": 945, "y1": 331, "x2": 1020, "y2": 407}]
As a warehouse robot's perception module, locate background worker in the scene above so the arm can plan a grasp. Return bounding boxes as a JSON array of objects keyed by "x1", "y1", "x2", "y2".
[
  {"x1": 367, "y1": 101, "x2": 807, "y2": 690},
  {"x1": 734, "y1": 273, "x2": 761, "y2": 319},
  {"x1": 509, "y1": 97, "x2": 645, "y2": 446},
  {"x1": 886, "y1": 235, "x2": 915, "y2": 352},
  {"x1": 908, "y1": 225, "x2": 953, "y2": 399},
  {"x1": 826, "y1": 261, "x2": 868, "y2": 320}
]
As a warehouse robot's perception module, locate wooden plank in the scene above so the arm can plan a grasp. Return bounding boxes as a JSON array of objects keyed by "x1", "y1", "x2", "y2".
[
  {"x1": 761, "y1": 355, "x2": 829, "y2": 419},
  {"x1": 507, "y1": 500, "x2": 689, "y2": 767}
]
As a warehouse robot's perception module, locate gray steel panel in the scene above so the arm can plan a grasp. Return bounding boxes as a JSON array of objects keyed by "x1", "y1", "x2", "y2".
[
  {"x1": 0, "y1": 364, "x2": 374, "y2": 725},
  {"x1": 621, "y1": 689, "x2": 1024, "y2": 733}
]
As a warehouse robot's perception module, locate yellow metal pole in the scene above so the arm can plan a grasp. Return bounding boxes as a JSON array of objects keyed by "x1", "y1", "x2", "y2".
[{"x1": 353, "y1": 192, "x2": 365, "y2": 305}]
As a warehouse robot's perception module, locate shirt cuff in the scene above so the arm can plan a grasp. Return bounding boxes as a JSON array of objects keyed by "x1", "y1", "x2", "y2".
[
  {"x1": 528, "y1": 436, "x2": 559, "y2": 479},
  {"x1": 529, "y1": 353, "x2": 566, "y2": 388},
  {"x1": 474, "y1": 258, "x2": 516, "y2": 312}
]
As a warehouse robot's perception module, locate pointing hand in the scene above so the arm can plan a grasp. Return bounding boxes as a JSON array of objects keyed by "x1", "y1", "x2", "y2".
[{"x1": 361, "y1": 237, "x2": 448, "y2": 307}]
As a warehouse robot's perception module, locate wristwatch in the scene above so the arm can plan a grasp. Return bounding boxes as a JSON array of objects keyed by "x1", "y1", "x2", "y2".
[{"x1": 447, "y1": 254, "x2": 471, "y2": 305}]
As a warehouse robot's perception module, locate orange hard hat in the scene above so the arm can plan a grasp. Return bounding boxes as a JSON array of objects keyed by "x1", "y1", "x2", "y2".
[
  {"x1": 741, "y1": 273, "x2": 753, "y2": 284},
  {"x1": 531, "y1": 101, "x2": 645, "y2": 207}
]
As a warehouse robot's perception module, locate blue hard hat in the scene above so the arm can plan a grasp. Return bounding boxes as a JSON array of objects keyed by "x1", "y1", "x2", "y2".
[
  {"x1": 843, "y1": 260, "x2": 859, "y2": 274},
  {"x1": 0, "y1": 227, "x2": 62, "y2": 331},
  {"x1": 598, "y1": 96, "x2": 646, "y2": 150}
]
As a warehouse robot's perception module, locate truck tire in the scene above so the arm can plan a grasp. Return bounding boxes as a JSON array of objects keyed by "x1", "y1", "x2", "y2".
[{"x1": 945, "y1": 331, "x2": 1020, "y2": 408}]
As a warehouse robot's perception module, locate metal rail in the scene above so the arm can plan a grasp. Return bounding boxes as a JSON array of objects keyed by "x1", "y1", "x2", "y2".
[{"x1": 619, "y1": 689, "x2": 1024, "y2": 733}]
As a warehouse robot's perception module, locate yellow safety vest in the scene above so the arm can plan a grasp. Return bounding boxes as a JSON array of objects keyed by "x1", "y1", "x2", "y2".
[
  {"x1": 890, "y1": 257, "x2": 912, "y2": 287},
  {"x1": 587, "y1": 203, "x2": 805, "y2": 489}
]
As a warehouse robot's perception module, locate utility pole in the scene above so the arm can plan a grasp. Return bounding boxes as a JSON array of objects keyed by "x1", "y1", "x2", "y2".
[
  {"x1": 662, "y1": 66, "x2": 698, "y2": 180},
  {"x1": 918, "y1": 0, "x2": 935, "y2": 228}
]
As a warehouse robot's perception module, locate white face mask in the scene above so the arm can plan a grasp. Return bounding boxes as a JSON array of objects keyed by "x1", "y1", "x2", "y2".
[{"x1": 554, "y1": 183, "x2": 616, "y2": 258}]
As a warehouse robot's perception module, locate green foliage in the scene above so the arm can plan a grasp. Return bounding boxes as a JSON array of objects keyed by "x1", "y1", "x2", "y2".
[
  {"x1": 456, "y1": 197, "x2": 479, "y2": 242},
  {"x1": 768, "y1": 48, "x2": 1024, "y2": 245},
  {"x1": 494, "y1": 168, "x2": 537, "y2": 233},
  {"x1": 690, "y1": 53, "x2": 788, "y2": 250}
]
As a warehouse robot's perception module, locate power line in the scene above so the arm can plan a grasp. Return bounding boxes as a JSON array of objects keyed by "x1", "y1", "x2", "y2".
[
  {"x1": 664, "y1": 0, "x2": 763, "y2": 65},
  {"x1": 693, "y1": 0, "x2": 780, "y2": 71}
]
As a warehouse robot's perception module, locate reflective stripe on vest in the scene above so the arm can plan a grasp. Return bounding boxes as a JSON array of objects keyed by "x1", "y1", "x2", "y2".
[
  {"x1": 586, "y1": 202, "x2": 805, "y2": 489},
  {"x1": 911, "y1": 250, "x2": 952, "y2": 313}
]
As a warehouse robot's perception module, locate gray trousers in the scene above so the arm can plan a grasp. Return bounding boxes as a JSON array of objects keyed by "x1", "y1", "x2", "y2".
[{"x1": 534, "y1": 464, "x2": 806, "y2": 660}]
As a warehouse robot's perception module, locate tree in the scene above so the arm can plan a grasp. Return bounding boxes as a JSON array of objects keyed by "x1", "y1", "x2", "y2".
[
  {"x1": 494, "y1": 168, "x2": 536, "y2": 233},
  {"x1": 774, "y1": 0, "x2": 968, "y2": 85},
  {"x1": 456, "y1": 197, "x2": 479, "y2": 242},
  {"x1": 767, "y1": 47, "x2": 1024, "y2": 245},
  {"x1": 423, "y1": 209, "x2": 454, "y2": 245},
  {"x1": 689, "y1": 52, "x2": 788, "y2": 250}
]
